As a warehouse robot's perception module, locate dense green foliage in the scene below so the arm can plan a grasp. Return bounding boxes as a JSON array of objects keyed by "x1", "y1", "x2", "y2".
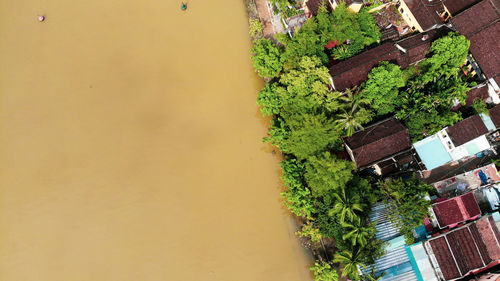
[
  {"x1": 250, "y1": 38, "x2": 284, "y2": 78},
  {"x1": 280, "y1": 158, "x2": 316, "y2": 219},
  {"x1": 248, "y1": 6, "x2": 475, "y2": 281},
  {"x1": 280, "y1": 4, "x2": 381, "y2": 70},
  {"x1": 360, "y1": 62, "x2": 407, "y2": 115},
  {"x1": 249, "y1": 18, "x2": 263, "y2": 40},
  {"x1": 379, "y1": 177, "x2": 433, "y2": 244},
  {"x1": 305, "y1": 152, "x2": 355, "y2": 197},
  {"x1": 310, "y1": 262, "x2": 339, "y2": 281}
]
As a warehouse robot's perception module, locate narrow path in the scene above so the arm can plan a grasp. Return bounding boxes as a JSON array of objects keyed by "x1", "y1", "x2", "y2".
[{"x1": 255, "y1": 0, "x2": 275, "y2": 37}]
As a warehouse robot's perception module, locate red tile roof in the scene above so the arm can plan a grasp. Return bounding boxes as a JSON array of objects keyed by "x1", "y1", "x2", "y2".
[
  {"x1": 451, "y1": 0, "x2": 500, "y2": 86},
  {"x1": 443, "y1": 0, "x2": 481, "y2": 15},
  {"x1": 432, "y1": 192, "x2": 481, "y2": 228},
  {"x1": 344, "y1": 118, "x2": 411, "y2": 167},
  {"x1": 446, "y1": 115, "x2": 489, "y2": 146},
  {"x1": 425, "y1": 216, "x2": 500, "y2": 280},
  {"x1": 329, "y1": 29, "x2": 447, "y2": 91},
  {"x1": 489, "y1": 104, "x2": 500, "y2": 128},
  {"x1": 329, "y1": 43, "x2": 403, "y2": 91}
]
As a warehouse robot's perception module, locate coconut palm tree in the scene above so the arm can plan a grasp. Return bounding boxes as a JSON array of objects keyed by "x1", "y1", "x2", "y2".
[
  {"x1": 362, "y1": 267, "x2": 385, "y2": 281},
  {"x1": 329, "y1": 187, "x2": 366, "y2": 223},
  {"x1": 335, "y1": 89, "x2": 373, "y2": 137},
  {"x1": 334, "y1": 248, "x2": 366, "y2": 281},
  {"x1": 341, "y1": 217, "x2": 375, "y2": 247}
]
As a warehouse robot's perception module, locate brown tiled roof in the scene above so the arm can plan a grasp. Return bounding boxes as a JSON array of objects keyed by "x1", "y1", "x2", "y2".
[
  {"x1": 345, "y1": 118, "x2": 411, "y2": 167},
  {"x1": 465, "y1": 84, "x2": 490, "y2": 106},
  {"x1": 330, "y1": 30, "x2": 449, "y2": 91},
  {"x1": 446, "y1": 115, "x2": 488, "y2": 146},
  {"x1": 396, "y1": 27, "x2": 449, "y2": 65},
  {"x1": 425, "y1": 216, "x2": 500, "y2": 280},
  {"x1": 469, "y1": 21, "x2": 500, "y2": 83},
  {"x1": 432, "y1": 192, "x2": 481, "y2": 227},
  {"x1": 443, "y1": 0, "x2": 481, "y2": 15},
  {"x1": 330, "y1": 43, "x2": 404, "y2": 91},
  {"x1": 489, "y1": 104, "x2": 500, "y2": 128},
  {"x1": 451, "y1": 0, "x2": 500, "y2": 37},
  {"x1": 306, "y1": 0, "x2": 326, "y2": 16},
  {"x1": 402, "y1": 0, "x2": 445, "y2": 31}
]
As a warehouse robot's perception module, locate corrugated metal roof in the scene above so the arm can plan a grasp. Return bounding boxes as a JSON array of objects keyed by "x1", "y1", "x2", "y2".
[{"x1": 370, "y1": 202, "x2": 401, "y2": 241}]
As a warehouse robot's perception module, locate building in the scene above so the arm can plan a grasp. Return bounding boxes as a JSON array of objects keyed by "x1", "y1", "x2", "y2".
[
  {"x1": 423, "y1": 215, "x2": 500, "y2": 280},
  {"x1": 431, "y1": 163, "x2": 500, "y2": 195},
  {"x1": 431, "y1": 192, "x2": 481, "y2": 229},
  {"x1": 451, "y1": 0, "x2": 500, "y2": 101},
  {"x1": 414, "y1": 113, "x2": 496, "y2": 171},
  {"x1": 396, "y1": 0, "x2": 445, "y2": 32},
  {"x1": 344, "y1": 118, "x2": 412, "y2": 172},
  {"x1": 329, "y1": 28, "x2": 448, "y2": 91}
]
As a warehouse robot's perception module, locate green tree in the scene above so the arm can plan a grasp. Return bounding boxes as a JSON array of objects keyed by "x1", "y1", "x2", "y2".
[
  {"x1": 379, "y1": 177, "x2": 433, "y2": 244},
  {"x1": 283, "y1": 113, "x2": 342, "y2": 159},
  {"x1": 310, "y1": 262, "x2": 339, "y2": 281},
  {"x1": 334, "y1": 248, "x2": 367, "y2": 281},
  {"x1": 329, "y1": 187, "x2": 365, "y2": 223},
  {"x1": 421, "y1": 32, "x2": 470, "y2": 81},
  {"x1": 362, "y1": 267, "x2": 385, "y2": 281},
  {"x1": 256, "y1": 83, "x2": 286, "y2": 116},
  {"x1": 361, "y1": 62, "x2": 407, "y2": 115},
  {"x1": 249, "y1": 18, "x2": 263, "y2": 40},
  {"x1": 304, "y1": 152, "x2": 355, "y2": 196},
  {"x1": 473, "y1": 99, "x2": 489, "y2": 115},
  {"x1": 280, "y1": 158, "x2": 316, "y2": 219},
  {"x1": 335, "y1": 90, "x2": 373, "y2": 136},
  {"x1": 341, "y1": 217, "x2": 375, "y2": 247},
  {"x1": 296, "y1": 221, "x2": 323, "y2": 243},
  {"x1": 250, "y1": 38, "x2": 284, "y2": 78},
  {"x1": 263, "y1": 115, "x2": 290, "y2": 152}
]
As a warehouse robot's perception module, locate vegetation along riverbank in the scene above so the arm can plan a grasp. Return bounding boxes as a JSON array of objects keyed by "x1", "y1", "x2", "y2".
[{"x1": 245, "y1": 0, "x2": 495, "y2": 280}]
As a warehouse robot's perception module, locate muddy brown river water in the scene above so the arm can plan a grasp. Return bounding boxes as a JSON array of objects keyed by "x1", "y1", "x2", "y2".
[{"x1": 0, "y1": 0, "x2": 313, "y2": 280}]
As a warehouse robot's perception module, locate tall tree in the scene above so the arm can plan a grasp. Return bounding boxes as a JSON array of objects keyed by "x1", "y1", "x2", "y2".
[
  {"x1": 335, "y1": 89, "x2": 373, "y2": 136},
  {"x1": 329, "y1": 187, "x2": 365, "y2": 223},
  {"x1": 334, "y1": 248, "x2": 367, "y2": 281},
  {"x1": 360, "y1": 62, "x2": 407, "y2": 115},
  {"x1": 280, "y1": 158, "x2": 316, "y2": 219},
  {"x1": 310, "y1": 262, "x2": 339, "y2": 281},
  {"x1": 283, "y1": 113, "x2": 342, "y2": 159},
  {"x1": 341, "y1": 217, "x2": 375, "y2": 247},
  {"x1": 304, "y1": 152, "x2": 355, "y2": 196},
  {"x1": 250, "y1": 38, "x2": 284, "y2": 78},
  {"x1": 379, "y1": 177, "x2": 433, "y2": 244}
]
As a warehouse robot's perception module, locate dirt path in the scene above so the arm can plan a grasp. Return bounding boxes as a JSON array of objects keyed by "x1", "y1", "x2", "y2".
[{"x1": 255, "y1": 0, "x2": 275, "y2": 37}]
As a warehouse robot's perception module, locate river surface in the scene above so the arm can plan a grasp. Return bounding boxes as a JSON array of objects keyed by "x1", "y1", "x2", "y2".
[{"x1": 0, "y1": 0, "x2": 313, "y2": 280}]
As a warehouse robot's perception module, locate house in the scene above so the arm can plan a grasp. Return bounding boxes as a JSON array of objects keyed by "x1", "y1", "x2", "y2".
[
  {"x1": 489, "y1": 104, "x2": 500, "y2": 128},
  {"x1": 451, "y1": 0, "x2": 500, "y2": 101},
  {"x1": 360, "y1": 203, "x2": 431, "y2": 280},
  {"x1": 414, "y1": 113, "x2": 496, "y2": 171},
  {"x1": 431, "y1": 192, "x2": 481, "y2": 228},
  {"x1": 395, "y1": 0, "x2": 445, "y2": 32},
  {"x1": 423, "y1": 215, "x2": 500, "y2": 280},
  {"x1": 344, "y1": 118, "x2": 412, "y2": 171},
  {"x1": 431, "y1": 163, "x2": 500, "y2": 195},
  {"x1": 329, "y1": 28, "x2": 447, "y2": 91},
  {"x1": 441, "y1": 0, "x2": 482, "y2": 19}
]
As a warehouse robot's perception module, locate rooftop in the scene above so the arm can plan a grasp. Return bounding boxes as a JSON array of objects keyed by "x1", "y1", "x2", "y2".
[
  {"x1": 443, "y1": 0, "x2": 482, "y2": 15},
  {"x1": 446, "y1": 115, "x2": 489, "y2": 146},
  {"x1": 424, "y1": 215, "x2": 500, "y2": 280},
  {"x1": 489, "y1": 104, "x2": 500, "y2": 128},
  {"x1": 432, "y1": 192, "x2": 481, "y2": 228},
  {"x1": 401, "y1": 0, "x2": 444, "y2": 31},
  {"x1": 451, "y1": 0, "x2": 500, "y2": 85},
  {"x1": 344, "y1": 118, "x2": 412, "y2": 167}
]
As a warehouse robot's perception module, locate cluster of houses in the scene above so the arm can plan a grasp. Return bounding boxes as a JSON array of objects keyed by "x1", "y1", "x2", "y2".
[{"x1": 298, "y1": 0, "x2": 500, "y2": 280}]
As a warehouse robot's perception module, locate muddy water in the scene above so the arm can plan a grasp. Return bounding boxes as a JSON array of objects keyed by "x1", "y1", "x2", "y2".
[{"x1": 0, "y1": 0, "x2": 313, "y2": 280}]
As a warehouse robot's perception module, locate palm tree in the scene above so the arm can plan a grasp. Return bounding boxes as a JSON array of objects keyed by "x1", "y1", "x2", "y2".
[
  {"x1": 334, "y1": 248, "x2": 366, "y2": 281},
  {"x1": 362, "y1": 267, "x2": 385, "y2": 281},
  {"x1": 335, "y1": 89, "x2": 373, "y2": 137},
  {"x1": 329, "y1": 187, "x2": 366, "y2": 223},
  {"x1": 341, "y1": 217, "x2": 375, "y2": 247}
]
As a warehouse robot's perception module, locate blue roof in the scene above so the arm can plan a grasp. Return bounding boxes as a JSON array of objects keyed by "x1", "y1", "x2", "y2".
[{"x1": 414, "y1": 135, "x2": 452, "y2": 170}]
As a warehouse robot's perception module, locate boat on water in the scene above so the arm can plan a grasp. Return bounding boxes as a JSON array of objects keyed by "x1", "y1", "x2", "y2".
[{"x1": 181, "y1": 2, "x2": 187, "y2": 10}]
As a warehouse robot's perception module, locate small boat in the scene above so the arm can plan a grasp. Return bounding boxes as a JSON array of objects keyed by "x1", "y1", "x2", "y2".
[{"x1": 181, "y1": 2, "x2": 187, "y2": 10}]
